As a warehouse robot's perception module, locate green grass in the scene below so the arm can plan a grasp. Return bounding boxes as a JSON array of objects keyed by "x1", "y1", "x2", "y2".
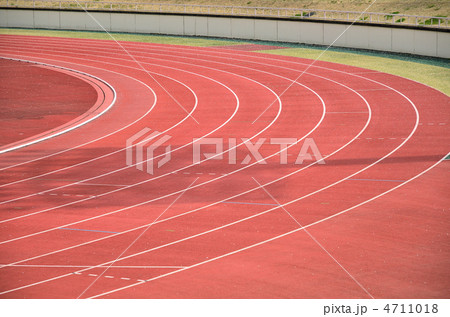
[
  {"x1": 0, "y1": 28, "x2": 245, "y2": 47},
  {"x1": 423, "y1": 16, "x2": 447, "y2": 25},
  {"x1": 1, "y1": 27, "x2": 449, "y2": 95},
  {"x1": 259, "y1": 47, "x2": 450, "y2": 95}
]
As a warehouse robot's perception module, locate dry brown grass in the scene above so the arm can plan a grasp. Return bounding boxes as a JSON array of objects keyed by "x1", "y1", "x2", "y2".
[{"x1": 106, "y1": 0, "x2": 449, "y2": 17}]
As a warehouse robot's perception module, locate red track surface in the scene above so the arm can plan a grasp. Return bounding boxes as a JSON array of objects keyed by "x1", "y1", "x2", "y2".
[
  {"x1": 0, "y1": 34, "x2": 448, "y2": 299},
  {"x1": 0, "y1": 59, "x2": 98, "y2": 146}
]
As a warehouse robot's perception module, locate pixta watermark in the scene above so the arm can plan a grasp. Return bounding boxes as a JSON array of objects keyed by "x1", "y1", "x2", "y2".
[{"x1": 126, "y1": 128, "x2": 325, "y2": 175}]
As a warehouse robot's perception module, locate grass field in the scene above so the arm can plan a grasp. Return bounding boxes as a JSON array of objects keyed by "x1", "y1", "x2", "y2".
[
  {"x1": 90, "y1": 0, "x2": 450, "y2": 17},
  {"x1": 1, "y1": 27, "x2": 449, "y2": 95}
]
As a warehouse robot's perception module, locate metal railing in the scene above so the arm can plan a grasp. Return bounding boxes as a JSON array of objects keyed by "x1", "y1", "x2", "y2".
[{"x1": 1, "y1": 0, "x2": 449, "y2": 29}]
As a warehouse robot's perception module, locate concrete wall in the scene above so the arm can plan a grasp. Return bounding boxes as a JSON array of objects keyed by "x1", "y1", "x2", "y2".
[{"x1": 1, "y1": 8, "x2": 449, "y2": 58}]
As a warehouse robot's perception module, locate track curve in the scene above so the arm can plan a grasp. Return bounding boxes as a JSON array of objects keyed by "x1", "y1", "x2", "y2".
[{"x1": 0, "y1": 34, "x2": 448, "y2": 299}]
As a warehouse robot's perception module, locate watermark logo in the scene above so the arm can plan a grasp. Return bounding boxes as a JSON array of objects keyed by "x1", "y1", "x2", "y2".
[
  {"x1": 193, "y1": 137, "x2": 325, "y2": 165},
  {"x1": 126, "y1": 128, "x2": 325, "y2": 175},
  {"x1": 126, "y1": 128, "x2": 172, "y2": 175}
]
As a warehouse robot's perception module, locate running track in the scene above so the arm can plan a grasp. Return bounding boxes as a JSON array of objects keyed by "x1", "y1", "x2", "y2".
[{"x1": 0, "y1": 34, "x2": 448, "y2": 299}]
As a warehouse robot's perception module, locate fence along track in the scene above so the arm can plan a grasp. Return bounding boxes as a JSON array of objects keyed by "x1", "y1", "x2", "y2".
[{"x1": 1, "y1": 0, "x2": 449, "y2": 29}]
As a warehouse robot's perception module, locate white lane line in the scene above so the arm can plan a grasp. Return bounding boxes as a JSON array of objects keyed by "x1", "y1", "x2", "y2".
[
  {"x1": 77, "y1": 183, "x2": 129, "y2": 187},
  {"x1": 355, "y1": 88, "x2": 390, "y2": 91},
  {"x1": 0, "y1": 264, "x2": 186, "y2": 269},
  {"x1": 71, "y1": 272, "x2": 154, "y2": 283},
  {"x1": 326, "y1": 112, "x2": 368, "y2": 114}
]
